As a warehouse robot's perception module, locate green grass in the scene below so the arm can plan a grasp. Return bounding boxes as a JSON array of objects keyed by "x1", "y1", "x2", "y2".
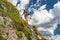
[
  {"x1": 0, "y1": 35, "x2": 4, "y2": 40},
  {"x1": 42, "y1": 37, "x2": 47, "y2": 40},
  {"x1": 0, "y1": 0, "x2": 32, "y2": 39},
  {"x1": 22, "y1": 28, "x2": 32, "y2": 39},
  {"x1": 0, "y1": 0, "x2": 28, "y2": 28},
  {"x1": 16, "y1": 32, "x2": 23, "y2": 38}
]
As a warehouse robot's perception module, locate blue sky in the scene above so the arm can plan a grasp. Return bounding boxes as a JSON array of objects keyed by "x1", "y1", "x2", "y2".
[
  {"x1": 24, "y1": 0, "x2": 59, "y2": 15},
  {"x1": 16, "y1": 0, "x2": 59, "y2": 15},
  {"x1": 24, "y1": 0, "x2": 60, "y2": 38},
  {"x1": 54, "y1": 24, "x2": 60, "y2": 35}
]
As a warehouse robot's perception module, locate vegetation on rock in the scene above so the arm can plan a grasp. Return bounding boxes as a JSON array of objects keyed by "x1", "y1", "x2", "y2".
[
  {"x1": 0, "y1": 35, "x2": 4, "y2": 40},
  {"x1": 0, "y1": 0, "x2": 46, "y2": 40}
]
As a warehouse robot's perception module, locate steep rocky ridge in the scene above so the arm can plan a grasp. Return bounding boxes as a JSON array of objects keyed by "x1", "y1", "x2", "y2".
[{"x1": 0, "y1": 0, "x2": 46, "y2": 40}]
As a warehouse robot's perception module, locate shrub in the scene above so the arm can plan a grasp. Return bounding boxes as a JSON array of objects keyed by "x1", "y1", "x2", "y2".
[
  {"x1": 41, "y1": 37, "x2": 46, "y2": 40},
  {"x1": 0, "y1": 35, "x2": 4, "y2": 40},
  {"x1": 22, "y1": 28, "x2": 32, "y2": 39},
  {"x1": 16, "y1": 32, "x2": 22, "y2": 38}
]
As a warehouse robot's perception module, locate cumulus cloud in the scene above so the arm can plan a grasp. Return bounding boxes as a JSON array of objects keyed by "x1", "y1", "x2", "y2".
[
  {"x1": 29, "y1": 1, "x2": 60, "y2": 40},
  {"x1": 16, "y1": 0, "x2": 29, "y2": 10},
  {"x1": 28, "y1": 4, "x2": 54, "y2": 25},
  {"x1": 50, "y1": 2, "x2": 60, "y2": 17},
  {"x1": 39, "y1": 4, "x2": 46, "y2": 10},
  {"x1": 48, "y1": 35, "x2": 60, "y2": 40}
]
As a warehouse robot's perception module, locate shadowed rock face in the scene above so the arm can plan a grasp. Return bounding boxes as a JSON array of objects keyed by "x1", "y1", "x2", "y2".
[{"x1": 0, "y1": 0, "x2": 46, "y2": 40}]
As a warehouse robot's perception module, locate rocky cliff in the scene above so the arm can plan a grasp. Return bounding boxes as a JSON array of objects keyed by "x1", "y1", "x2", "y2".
[{"x1": 0, "y1": 0, "x2": 46, "y2": 40}]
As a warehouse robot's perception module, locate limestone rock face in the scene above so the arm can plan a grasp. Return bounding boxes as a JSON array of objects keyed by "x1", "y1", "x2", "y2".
[{"x1": 0, "y1": 0, "x2": 46, "y2": 40}]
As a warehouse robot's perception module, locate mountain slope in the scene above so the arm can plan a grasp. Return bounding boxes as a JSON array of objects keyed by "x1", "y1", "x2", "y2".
[{"x1": 0, "y1": 0, "x2": 46, "y2": 40}]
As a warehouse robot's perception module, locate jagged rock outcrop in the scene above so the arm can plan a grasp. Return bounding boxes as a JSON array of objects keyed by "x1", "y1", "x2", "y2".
[{"x1": 0, "y1": 0, "x2": 46, "y2": 40}]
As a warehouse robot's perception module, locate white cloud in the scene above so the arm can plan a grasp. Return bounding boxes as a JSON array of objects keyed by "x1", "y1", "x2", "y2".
[
  {"x1": 20, "y1": 0, "x2": 29, "y2": 5},
  {"x1": 39, "y1": 4, "x2": 46, "y2": 10},
  {"x1": 29, "y1": 4, "x2": 54, "y2": 25},
  {"x1": 50, "y1": 2, "x2": 60, "y2": 24},
  {"x1": 17, "y1": 0, "x2": 29, "y2": 10},
  {"x1": 48, "y1": 35, "x2": 60, "y2": 40},
  {"x1": 28, "y1": 1, "x2": 60, "y2": 40},
  {"x1": 37, "y1": 23, "x2": 57, "y2": 35}
]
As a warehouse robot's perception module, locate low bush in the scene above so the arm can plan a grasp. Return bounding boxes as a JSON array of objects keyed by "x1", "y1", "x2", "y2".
[{"x1": 0, "y1": 35, "x2": 4, "y2": 40}]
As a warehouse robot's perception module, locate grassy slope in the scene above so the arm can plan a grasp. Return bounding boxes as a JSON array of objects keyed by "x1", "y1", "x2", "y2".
[
  {"x1": 0, "y1": 0, "x2": 46, "y2": 40},
  {"x1": 0, "y1": 0, "x2": 28, "y2": 29},
  {"x1": 0, "y1": 0, "x2": 32, "y2": 39}
]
